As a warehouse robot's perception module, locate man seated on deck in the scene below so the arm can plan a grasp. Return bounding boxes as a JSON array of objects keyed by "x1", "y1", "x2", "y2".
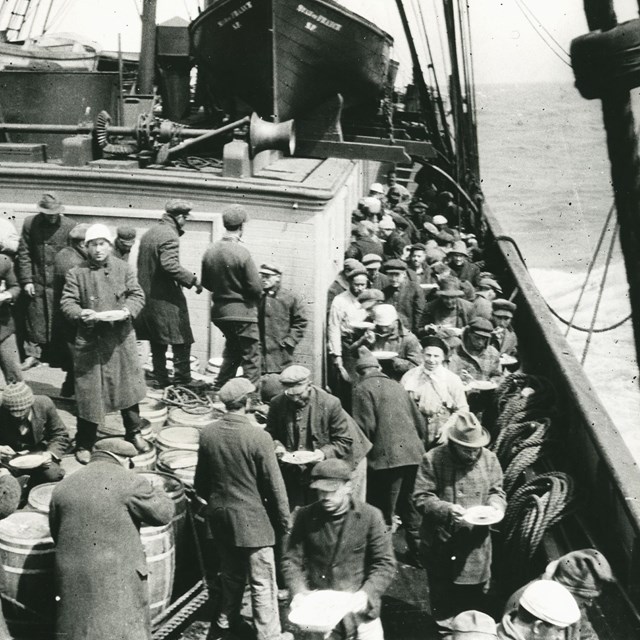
[
  {"x1": 497, "y1": 580, "x2": 580, "y2": 640},
  {"x1": 283, "y1": 459, "x2": 396, "y2": 640}
]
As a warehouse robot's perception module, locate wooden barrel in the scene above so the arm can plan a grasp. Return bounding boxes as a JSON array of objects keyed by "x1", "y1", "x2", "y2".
[
  {"x1": 140, "y1": 521, "x2": 175, "y2": 622},
  {"x1": 167, "y1": 407, "x2": 219, "y2": 430},
  {"x1": 157, "y1": 449, "x2": 198, "y2": 487},
  {"x1": 133, "y1": 446, "x2": 157, "y2": 471},
  {"x1": 156, "y1": 426, "x2": 200, "y2": 453},
  {"x1": 27, "y1": 483, "x2": 58, "y2": 513},
  {"x1": 139, "y1": 398, "x2": 168, "y2": 437},
  {"x1": 0, "y1": 511, "x2": 55, "y2": 639}
]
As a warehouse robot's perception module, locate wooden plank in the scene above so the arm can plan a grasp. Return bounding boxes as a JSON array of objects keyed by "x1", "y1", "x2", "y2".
[{"x1": 296, "y1": 139, "x2": 411, "y2": 163}]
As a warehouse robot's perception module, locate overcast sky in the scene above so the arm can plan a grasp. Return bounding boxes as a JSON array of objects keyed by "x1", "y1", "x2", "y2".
[{"x1": 9, "y1": 0, "x2": 640, "y2": 85}]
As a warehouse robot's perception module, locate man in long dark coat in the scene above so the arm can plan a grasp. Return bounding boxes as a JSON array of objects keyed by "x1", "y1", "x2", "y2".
[
  {"x1": 0, "y1": 254, "x2": 22, "y2": 383},
  {"x1": 17, "y1": 192, "x2": 74, "y2": 369},
  {"x1": 136, "y1": 200, "x2": 203, "y2": 389},
  {"x1": 61, "y1": 224, "x2": 150, "y2": 463},
  {"x1": 194, "y1": 378, "x2": 291, "y2": 640},
  {"x1": 49, "y1": 437, "x2": 174, "y2": 640}
]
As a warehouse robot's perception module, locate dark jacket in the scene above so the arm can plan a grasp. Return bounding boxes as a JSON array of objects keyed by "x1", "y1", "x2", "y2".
[
  {"x1": 201, "y1": 234, "x2": 262, "y2": 322},
  {"x1": 448, "y1": 260, "x2": 481, "y2": 286},
  {"x1": 0, "y1": 395, "x2": 70, "y2": 459},
  {"x1": 382, "y1": 230, "x2": 409, "y2": 260},
  {"x1": 283, "y1": 499, "x2": 396, "y2": 620},
  {"x1": 422, "y1": 297, "x2": 476, "y2": 329},
  {"x1": 259, "y1": 284, "x2": 308, "y2": 373},
  {"x1": 194, "y1": 413, "x2": 290, "y2": 547},
  {"x1": 60, "y1": 257, "x2": 146, "y2": 423},
  {"x1": 345, "y1": 237, "x2": 384, "y2": 261},
  {"x1": 49, "y1": 454, "x2": 174, "y2": 640},
  {"x1": 0, "y1": 255, "x2": 19, "y2": 342},
  {"x1": 352, "y1": 370, "x2": 425, "y2": 470},
  {"x1": 17, "y1": 213, "x2": 75, "y2": 344},
  {"x1": 136, "y1": 215, "x2": 196, "y2": 345},
  {"x1": 383, "y1": 281, "x2": 425, "y2": 334},
  {"x1": 368, "y1": 271, "x2": 390, "y2": 291}
]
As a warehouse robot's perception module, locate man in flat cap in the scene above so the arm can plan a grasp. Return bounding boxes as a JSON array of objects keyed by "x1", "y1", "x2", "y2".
[
  {"x1": 378, "y1": 215, "x2": 408, "y2": 261},
  {"x1": 258, "y1": 263, "x2": 307, "y2": 375},
  {"x1": 17, "y1": 192, "x2": 75, "y2": 370},
  {"x1": 406, "y1": 243, "x2": 434, "y2": 288},
  {"x1": 283, "y1": 459, "x2": 395, "y2": 640},
  {"x1": 194, "y1": 378, "x2": 291, "y2": 640},
  {"x1": 361, "y1": 253, "x2": 389, "y2": 291},
  {"x1": 381, "y1": 259, "x2": 425, "y2": 334},
  {"x1": 472, "y1": 277, "x2": 502, "y2": 321},
  {"x1": 49, "y1": 436, "x2": 174, "y2": 640},
  {"x1": 451, "y1": 611, "x2": 497, "y2": 639},
  {"x1": 491, "y1": 299, "x2": 518, "y2": 359},
  {"x1": 113, "y1": 225, "x2": 137, "y2": 263},
  {"x1": 201, "y1": 204, "x2": 263, "y2": 389},
  {"x1": 51, "y1": 223, "x2": 89, "y2": 396},
  {"x1": 137, "y1": 199, "x2": 203, "y2": 390},
  {"x1": 345, "y1": 221, "x2": 384, "y2": 262},
  {"x1": 266, "y1": 365, "x2": 371, "y2": 508},
  {"x1": 61, "y1": 224, "x2": 151, "y2": 463},
  {"x1": 497, "y1": 580, "x2": 580, "y2": 640}
]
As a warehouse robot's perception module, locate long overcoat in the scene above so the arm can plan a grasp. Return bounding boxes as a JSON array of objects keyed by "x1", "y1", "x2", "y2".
[
  {"x1": 0, "y1": 255, "x2": 19, "y2": 342},
  {"x1": 17, "y1": 213, "x2": 74, "y2": 344},
  {"x1": 49, "y1": 453, "x2": 174, "y2": 640},
  {"x1": 135, "y1": 215, "x2": 196, "y2": 344},
  {"x1": 60, "y1": 257, "x2": 146, "y2": 423}
]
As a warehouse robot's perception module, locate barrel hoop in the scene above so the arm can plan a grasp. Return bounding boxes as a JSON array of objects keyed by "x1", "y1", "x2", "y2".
[
  {"x1": 2, "y1": 566, "x2": 50, "y2": 575},
  {"x1": 0, "y1": 543, "x2": 53, "y2": 554},
  {"x1": 146, "y1": 548, "x2": 175, "y2": 563}
]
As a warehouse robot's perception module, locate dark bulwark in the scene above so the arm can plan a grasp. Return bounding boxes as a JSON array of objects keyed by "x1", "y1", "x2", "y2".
[{"x1": 190, "y1": 0, "x2": 394, "y2": 121}]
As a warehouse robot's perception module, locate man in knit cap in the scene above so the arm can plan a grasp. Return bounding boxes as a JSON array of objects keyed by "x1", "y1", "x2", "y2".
[
  {"x1": 497, "y1": 580, "x2": 580, "y2": 639},
  {"x1": 113, "y1": 225, "x2": 137, "y2": 262},
  {"x1": 0, "y1": 381, "x2": 70, "y2": 487},
  {"x1": 503, "y1": 549, "x2": 612, "y2": 640},
  {"x1": 137, "y1": 199, "x2": 203, "y2": 390},
  {"x1": 201, "y1": 204, "x2": 263, "y2": 389},
  {"x1": 17, "y1": 192, "x2": 75, "y2": 370}
]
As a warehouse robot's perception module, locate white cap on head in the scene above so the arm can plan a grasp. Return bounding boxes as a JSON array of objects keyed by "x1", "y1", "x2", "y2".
[
  {"x1": 378, "y1": 216, "x2": 396, "y2": 230},
  {"x1": 373, "y1": 304, "x2": 398, "y2": 326},
  {"x1": 85, "y1": 224, "x2": 114, "y2": 245},
  {"x1": 369, "y1": 182, "x2": 385, "y2": 194},
  {"x1": 519, "y1": 580, "x2": 581, "y2": 628},
  {"x1": 433, "y1": 215, "x2": 448, "y2": 225}
]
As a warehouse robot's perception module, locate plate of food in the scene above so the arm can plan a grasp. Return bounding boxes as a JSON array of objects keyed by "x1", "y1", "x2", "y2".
[
  {"x1": 499, "y1": 354, "x2": 518, "y2": 367},
  {"x1": 419, "y1": 283, "x2": 439, "y2": 290},
  {"x1": 9, "y1": 453, "x2": 48, "y2": 470},
  {"x1": 351, "y1": 321, "x2": 375, "y2": 330},
  {"x1": 371, "y1": 350, "x2": 398, "y2": 360},
  {"x1": 288, "y1": 590, "x2": 356, "y2": 633},
  {"x1": 466, "y1": 380, "x2": 498, "y2": 391},
  {"x1": 281, "y1": 450, "x2": 318, "y2": 465},
  {"x1": 462, "y1": 505, "x2": 504, "y2": 526},
  {"x1": 95, "y1": 310, "x2": 127, "y2": 322}
]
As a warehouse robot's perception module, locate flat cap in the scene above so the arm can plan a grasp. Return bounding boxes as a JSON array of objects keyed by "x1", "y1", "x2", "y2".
[
  {"x1": 519, "y1": 580, "x2": 580, "y2": 628},
  {"x1": 451, "y1": 610, "x2": 497, "y2": 638},
  {"x1": 358, "y1": 288, "x2": 385, "y2": 304},
  {"x1": 378, "y1": 216, "x2": 396, "y2": 230},
  {"x1": 382, "y1": 259, "x2": 407, "y2": 273},
  {"x1": 449, "y1": 240, "x2": 469, "y2": 256},
  {"x1": 94, "y1": 437, "x2": 138, "y2": 458},
  {"x1": 547, "y1": 549, "x2": 613, "y2": 598},
  {"x1": 346, "y1": 266, "x2": 368, "y2": 280},
  {"x1": 477, "y1": 277, "x2": 502, "y2": 294},
  {"x1": 420, "y1": 335, "x2": 449, "y2": 355},
  {"x1": 259, "y1": 374, "x2": 284, "y2": 404},
  {"x1": 355, "y1": 346, "x2": 380, "y2": 372},
  {"x1": 410, "y1": 243, "x2": 426, "y2": 252},
  {"x1": 259, "y1": 263, "x2": 282, "y2": 276},
  {"x1": 280, "y1": 365, "x2": 311, "y2": 387},
  {"x1": 360, "y1": 197, "x2": 382, "y2": 214},
  {"x1": 165, "y1": 199, "x2": 193, "y2": 215},
  {"x1": 85, "y1": 223, "x2": 114, "y2": 245},
  {"x1": 432, "y1": 215, "x2": 448, "y2": 226},
  {"x1": 437, "y1": 231, "x2": 455, "y2": 244},
  {"x1": 222, "y1": 204, "x2": 248, "y2": 229},
  {"x1": 493, "y1": 298, "x2": 517, "y2": 315},
  {"x1": 69, "y1": 223, "x2": 90, "y2": 241},
  {"x1": 310, "y1": 458, "x2": 352, "y2": 490},
  {"x1": 361, "y1": 253, "x2": 383, "y2": 267},
  {"x1": 218, "y1": 377, "x2": 256, "y2": 405},
  {"x1": 369, "y1": 182, "x2": 385, "y2": 194},
  {"x1": 436, "y1": 277, "x2": 464, "y2": 297},
  {"x1": 410, "y1": 199, "x2": 429, "y2": 210},
  {"x1": 467, "y1": 317, "x2": 494, "y2": 337},
  {"x1": 373, "y1": 304, "x2": 398, "y2": 326},
  {"x1": 116, "y1": 225, "x2": 137, "y2": 241}
]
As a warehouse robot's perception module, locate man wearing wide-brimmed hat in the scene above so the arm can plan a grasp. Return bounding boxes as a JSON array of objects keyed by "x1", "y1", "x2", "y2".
[
  {"x1": 421, "y1": 276, "x2": 476, "y2": 332},
  {"x1": 447, "y1": 240, "x2": 481, "y2": 286},
  {"x1": 17, "y1": 191, "x2": 75, "y2": 370},
  {"x1": 413, "y1": 410, "x2": 506, "y2": 621}
]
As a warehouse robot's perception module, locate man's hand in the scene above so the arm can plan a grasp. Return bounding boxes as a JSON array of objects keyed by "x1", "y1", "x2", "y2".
[
  {"x1": 274, "y1": 443, "x2": 286, "y2": 458},
  {"x1": 194, "y1": 279, "x2": 203, "y2": 295},
  {"x1": 0, "y1": 291, "x2": 11, "y2": 305},
  {"x1": 450, "y1": 504, "x2": 467, "y2": 524},
  {"x1": 334, "y1": 358, "x2": 350, "y2": 382},
  {"x1": 459, "y1": 369, "x2": 474, "y2": 384},
  {"x1": 350, "y1": 591, "x2": 369, "y2": 614},
  {"x1": 24, "y1": 283, "x2": 35, "y2": 297},
  {"x1": 363, "y1": 329, "x2": 376, "y2": 345},
  {"x1": 80, "y1": 309, "x2": 98, "y2": 326},
  {"x1": 0, "y1": 445, "x2": 15, "y2": 457}
]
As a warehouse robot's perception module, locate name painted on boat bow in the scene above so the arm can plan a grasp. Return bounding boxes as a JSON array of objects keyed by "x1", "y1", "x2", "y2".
[
  {"x1": 217, "y1": 1, "x2": 253, "y2": 28},
  {"x1": 297, "y1": 4, "x2": 343, "y2": 32}
]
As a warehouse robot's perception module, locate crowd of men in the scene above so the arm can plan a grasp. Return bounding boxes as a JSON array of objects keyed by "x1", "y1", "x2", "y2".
[{"x1": 0, "y1": 179, "x2": 613, "y2": 640}]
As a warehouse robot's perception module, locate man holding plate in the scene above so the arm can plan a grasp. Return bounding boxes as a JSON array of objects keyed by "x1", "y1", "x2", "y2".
[{"x1": 413, "y1": 411, "x2": 506, "y2": 623}]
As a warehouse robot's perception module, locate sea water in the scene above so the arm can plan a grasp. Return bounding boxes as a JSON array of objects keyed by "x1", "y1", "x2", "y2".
[{"x1": 476, "y1": 82, "x2": 640, "y2": 458}]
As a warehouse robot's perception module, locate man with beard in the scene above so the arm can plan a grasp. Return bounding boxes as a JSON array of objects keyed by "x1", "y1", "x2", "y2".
[
  {"x1": 421, "y1": 277, "x2": 475, "y2": 333},
  {"x1": 17, "y1": 192, "x2": 75, "y2": 369},
  {"x1": 413, "y1": 411, "x2": 506, "y2": 622}
]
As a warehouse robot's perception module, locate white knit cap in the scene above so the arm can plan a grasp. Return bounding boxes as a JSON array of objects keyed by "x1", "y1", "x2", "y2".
[
  {"x1": 519, "y1": 580, "x2": 580, "y2": 628},
  {"x1": 369, "y1": 182, "x2": 385, "y2": 194},
  {"x1": 85, "y1": 224, "x2": 114, "y2": 244},
  {"x1": 373, "y1": 304, "x2": 398, "y2": 326}
]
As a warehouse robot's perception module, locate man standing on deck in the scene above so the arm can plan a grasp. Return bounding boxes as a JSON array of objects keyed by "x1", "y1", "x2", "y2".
[
  {"x1": 136, "y1": 199, "x2": 204, "y2": 390},
  {"x1": 17, "y1": 192, "x2": 75, "y2": 370},
  {"x1": 49, "y1": 436, "x2": 174, "y2": 640},
  {"x1": 201, "y1": 205, "x2": 263, "y2": 390},
  {"x1": 194, "y1": 378, "x2": 292, "y2": 640}
]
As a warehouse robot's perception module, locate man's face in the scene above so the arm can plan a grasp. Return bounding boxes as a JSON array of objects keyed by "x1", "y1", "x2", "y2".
[
  {"x1": 379, "y1": 227, "x2": 393, "y2": 238},
  {"x1": 349, "y1": 275, "x2": 368, "y2": 296},
  {"x1": 43, "y1": 213, "x2": 59, "y2": 225},
  {"x1": 492, "y1": 313, "x2": 511, "y2": 329},
  {"x1": 375, "y1": 321, "x2": 396, "y2": 338},
  {"x1": 409, "y1": 250, "x2": 426, "y2": 269},
  {"x1": 467, "y1": 330, "x2": 489, "y2": 352},
  {"x1": 387, "y1": 172, "x2": 397, "y2": 186},
  {"x1": 388, "y1": 271, "x2": 406, "y2": 289},
  {"x1": 86, "y1": 239, "x2": 112, "y2": 264},
  {"x1": 8, "y1": 405, "x2": 31, "y2": 420},
  {"x1": 366, "y1": 265, "x2": 380, "y2": 279},
  {"x1": 174, "y1": 213, "x2": 188, "y2": 230},
  {"x1": 441, "y1": 295, "x2": 457, "y2": 310},
  {"x1": 531, "y1": 621, "x2": 565, "y2": 640},
  {"x1": 317, "y1": 481, "x2": 352, "y2": 514},
  {"x1": 423, "y1": 346, "x2": 444, "y2": 371},
  {"x1": 387, "y1": 191, "x2": 400, "y2": 206},
  {"x1": 284, "y1": 381, "x2": 312, "y2": 408},
  {"x1": 450, "y1": 253, "x2": 466, "y2": 267},
  {"x1": 260, "y1": 273, "x2": 280, "y2": 291},
  {"x1": 450, "y1": 442, "x2": 481, "y2": 465}
]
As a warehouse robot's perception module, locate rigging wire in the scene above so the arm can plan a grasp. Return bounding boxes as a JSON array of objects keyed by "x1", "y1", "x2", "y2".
[
  {"x1": 514, "y1": 0, "x2": 570, "y2": 57},
  {"x1": 512, "y1": 0, "x2": 572, "y2": 68}
]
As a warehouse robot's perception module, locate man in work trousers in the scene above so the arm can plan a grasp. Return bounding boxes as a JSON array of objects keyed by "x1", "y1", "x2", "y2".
[
  {"x1": 201, "y1": 204, "x2": 263, "y2": 390},
  {"x1": 194, "y1": 378, "x2": 292, "y2": 640},
  {"x1": 17, "y1": 192, "x2": 75, "y2": 369},
  {"x1": 283, "y1": 459, "x2": 396, "y2": 640},
  {"x1": 136, "y1": 199, "x2": 204, "y2": 389},
  {"x1": 49, "y1": 437, "x2": 174, "y2": 640},
  {"x1": 60, "y1": 224, "x2": 152, "y2": 464}
]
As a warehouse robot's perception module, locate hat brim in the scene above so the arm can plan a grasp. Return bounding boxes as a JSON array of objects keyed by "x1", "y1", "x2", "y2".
[
  {"x1": 283, "y1": 381, "x2": 310, "y2": 394},
  {"x1": 310, "y1": 477, "x2": 348, "y2": 491},
  {"x1": 448, "y1": 428, "x2": 491, "y2": 448},
  {"x1": 470, "y1": 330, "x2": 493, "y2": 338},
  {"x1": 39, "y1": 204, "x2": 64, "y2": 214},
  {"x1": 259, "y1": 269, "x2": 280, "y2": 276},
  {"x1": 493, "y1": 311, "x2": 513, "y2": 318},
  {"x1": 437, "y1": 290, "x2": 463, "y2": 297}
]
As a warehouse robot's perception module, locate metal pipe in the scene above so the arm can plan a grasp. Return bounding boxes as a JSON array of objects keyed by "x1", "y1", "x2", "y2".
[
  {"x1": 138, "y1": 0, "x2": 157, "y2": 94},
  {"x1": 165, "y1": 116, "x2": 250, "y2": 159}
]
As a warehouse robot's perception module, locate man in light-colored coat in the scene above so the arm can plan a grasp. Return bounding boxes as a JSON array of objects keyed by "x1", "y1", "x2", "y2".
[{"x1": 49, "y1": 437, "x2": 174, "y2": 640}]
